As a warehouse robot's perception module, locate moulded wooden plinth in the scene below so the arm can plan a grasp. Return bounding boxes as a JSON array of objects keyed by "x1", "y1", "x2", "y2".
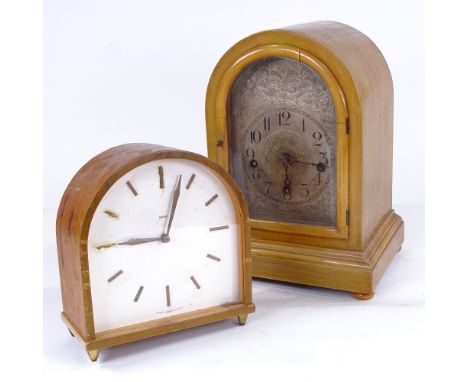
[
  {"x1": 251, "y1": 211, "x2": 404, "y2": 296},
  {"x1": 61, "y1": 303, "x2": 255, "y2": 360}
]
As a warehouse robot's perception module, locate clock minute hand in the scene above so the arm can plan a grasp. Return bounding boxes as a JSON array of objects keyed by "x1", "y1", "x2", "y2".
[
  {"x1": 165, "y1": 175, "x2": 182, "y2": 236},
  {"x1": 282, "y1": 153, "x2": 326, "y2": 169},
  {"x1": 94, "y1": 236, "x2": 162, "y2": 250},
  {"x1": 280, "y1": 153, "x2": 292, "y2": 199},
  {"x1": 118, "y1": 237, "x2": 162, "y2": 246}
]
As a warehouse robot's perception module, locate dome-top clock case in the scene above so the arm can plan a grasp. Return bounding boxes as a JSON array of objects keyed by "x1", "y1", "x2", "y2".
[
  {"x1": 56, "y1": 143, "x2": 254, "y2": 361},
  {"x1": 205, "y1": 21, "x2": 404, "y2": 299}
]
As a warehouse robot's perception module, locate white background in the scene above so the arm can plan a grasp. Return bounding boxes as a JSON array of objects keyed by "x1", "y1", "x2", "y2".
[
  {"x1": 44, "y1": 0, "x2": 424, "y2": 210},
  {"x1": 40, "y1": 0, "x2": 426, "y2": 378}
]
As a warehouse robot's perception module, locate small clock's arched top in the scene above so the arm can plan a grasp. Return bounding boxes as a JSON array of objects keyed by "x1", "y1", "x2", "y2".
[{"x1": 56, "y1": 143, "x2": 252, "y2": 342}]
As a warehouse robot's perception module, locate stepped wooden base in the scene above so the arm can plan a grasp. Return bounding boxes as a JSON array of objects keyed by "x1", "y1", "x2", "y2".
[{"x1": 251, "y1": 211, "x2": 404, "y2": 296}]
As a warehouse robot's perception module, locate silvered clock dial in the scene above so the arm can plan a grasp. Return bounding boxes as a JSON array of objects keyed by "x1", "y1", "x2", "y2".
[{"x1": 229, "y1": 57, "x2": 336, "y2": 227}]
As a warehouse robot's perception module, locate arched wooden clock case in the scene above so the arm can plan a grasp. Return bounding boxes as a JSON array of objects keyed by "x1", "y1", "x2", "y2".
[
  {"x1": 205, "y1": 21, "x2": 404, "y2": 299},
  {"x1": 56, "y1": 144, "x2": 254, "y2": 361}
]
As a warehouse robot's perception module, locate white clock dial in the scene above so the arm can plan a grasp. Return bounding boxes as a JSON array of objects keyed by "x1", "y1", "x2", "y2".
[{"x1": 87, "y1": 158, "x2": 241, "y2": 332}]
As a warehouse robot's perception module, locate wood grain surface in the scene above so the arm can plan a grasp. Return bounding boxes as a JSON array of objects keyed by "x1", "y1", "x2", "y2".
[
  {"x1": 56, "y1": 143, "x2": 254, "y2": 357},
  {"x1": 205, "y1": 21, "x2": 404, "y2": 297}
]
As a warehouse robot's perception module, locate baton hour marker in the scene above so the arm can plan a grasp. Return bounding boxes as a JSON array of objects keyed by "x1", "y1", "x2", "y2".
[
  {"x1": 166, "y1": 285, "x2": 171, "y2": 307},
  {"x1": 186, "y1": 173, "x2": 196, "y2": 189},
  {"x1": 207, "y1": 254, "x2": 221, "y2": 262},
  {"x1": 104, "y1": 210, "x2": 119, "y2": 219},
  {"x1": 209, "y1": 225, "x2": 229, "y2": 231},
  {"x1": 126, "y1": 181, "x2": 138, "y2": 196},
  {"x1": 190, "y1": 276, "x2": 201, "y2": 289},
  {"x1": 158, "y1": 166, "x2": 164, "y2": 189},
  {"x1": 205, "y1": 194, "x2": 219, "y2": 206},
  {"x1": 133, "y1": 286, "x2": 144, "y2": 302},
  {"x1": 107, "y1": 270, "x2": 123, "y2": 283}
]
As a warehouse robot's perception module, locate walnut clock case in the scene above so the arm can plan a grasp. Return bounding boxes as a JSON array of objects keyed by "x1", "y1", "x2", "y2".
[
  {"x1": 205, "y1": 21, "x2": 404, "y2": 299},
  {"x1": 56, "y1": 143, "x2": 254, "y2": 361}
]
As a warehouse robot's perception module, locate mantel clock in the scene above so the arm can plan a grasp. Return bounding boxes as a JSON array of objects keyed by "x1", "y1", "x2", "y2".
[
  {"x1": 56, "y1": 143, "x2": 254, "y2": 361},
  {"x1": 205, "y1": 21, "x2": 404, "y2": 299}
]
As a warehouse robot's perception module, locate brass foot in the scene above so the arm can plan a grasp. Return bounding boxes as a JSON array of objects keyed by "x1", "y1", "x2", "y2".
[
  {"x1": 352, "y1": 292, "x2": 374, "y2": 300},
  {"x1": 68, "y1": 329, "x2": 75, "y2": 337},
  {"x1": 237, "y1": 314, "x2": 248, "y2": 326},
  {"x1": 87, "y1": 349, "x2": 100, "y2": 362}
]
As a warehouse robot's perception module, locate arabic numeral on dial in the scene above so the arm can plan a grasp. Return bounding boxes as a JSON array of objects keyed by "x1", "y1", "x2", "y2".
[
  {"x1": 264, "y1": 181, "x2": 272, "y2": 194},
  {"x1": 279, "y1": 111, "x2": 291, "y2": 126},
  {"x1": 313, "y1": 131, "x2": 323, "y2": 146},
  {"x1": 314, "y1": 172, "x2": 322, "y2": 185},
  {"x1": 319, "y1": 151, "x2": 329, "y2": 165},
  {"x1": 250, "y1": 130, "x2": 262, "y2": 144},
  {"x1": 263, "y1": 116, "x2": 271, "y2": 131},
  {"x1": 282, "y1": 188, "x2": 292, "y2": 200},
  {"x1": 300, "y1": 184, "x2": 310, "y2": 197},
  {"x1": 251, "y1": 169, "x2": 261, "y2": 181},
  {"x1": 245, "y1": 147, "x2": 258, "y2": 168}
]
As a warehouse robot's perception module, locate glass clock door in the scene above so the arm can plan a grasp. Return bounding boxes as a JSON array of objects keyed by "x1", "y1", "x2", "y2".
[{"x1": 229, "y1": 57, "x2": 338, "y2": 227}]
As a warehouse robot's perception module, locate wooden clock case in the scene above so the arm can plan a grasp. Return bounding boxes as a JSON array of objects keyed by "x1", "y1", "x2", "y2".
[
  {"x1": 56, "y1": 144, "x2": 254, "y2": 360},
  {"x1": 205, "y1": 21, "x2": 404, "y2": 299}
]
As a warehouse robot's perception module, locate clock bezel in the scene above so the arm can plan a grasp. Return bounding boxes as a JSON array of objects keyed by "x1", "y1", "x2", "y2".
[
  {"x1": 56, "y1": 143, "x2": 254, "y2": 359},
  {"x1": 206, "y1": 44, "x2": 349, "y2": 240}
]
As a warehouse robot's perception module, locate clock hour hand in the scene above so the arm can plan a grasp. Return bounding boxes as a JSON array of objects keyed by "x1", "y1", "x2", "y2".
[
  {"x1": 280, "y1": 154, "x2": 292, "y2": 199},
  {"x1": 165, "y1": 175, "x2": 182, "y2": 236},
  {"x1": 281, "y1": 153, "x2": 327, "y2": 172},
  {"x1": 95, "y1": 236, "x2": 162, "y2": 250}
]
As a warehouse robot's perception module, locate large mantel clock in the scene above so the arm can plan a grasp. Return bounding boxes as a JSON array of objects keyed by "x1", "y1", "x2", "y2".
[{"x1": 205, "y1": 21, "x2": 404, "y2": 299}]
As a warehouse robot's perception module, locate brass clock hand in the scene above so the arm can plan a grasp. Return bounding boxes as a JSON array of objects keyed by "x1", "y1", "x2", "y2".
[
  {"x1": 95, "y1": 236, "x2": 162, "y2": 250},
  {"x1": 166, "y1": 175, "x2": 182, "y2": 236}
]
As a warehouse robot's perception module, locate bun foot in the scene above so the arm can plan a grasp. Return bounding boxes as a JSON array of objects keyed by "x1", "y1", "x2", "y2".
[
  {"x1": 237, "y1": 314, "x2": 248, "y2": 325},
  {"x1": 352, "y1": 292, "x2": 374, "y2": 300},
  {"x1": 87, "y1": 349, "x2": 100, "y2": 362}
]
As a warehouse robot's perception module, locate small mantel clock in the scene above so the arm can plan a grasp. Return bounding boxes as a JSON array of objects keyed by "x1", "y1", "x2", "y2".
[
  {"x1": 56, "y1": 143, "x2": 254, "y2": 361},
  {"x1": 205, "y1": 21, "x2": 404, "y2": 299}
]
